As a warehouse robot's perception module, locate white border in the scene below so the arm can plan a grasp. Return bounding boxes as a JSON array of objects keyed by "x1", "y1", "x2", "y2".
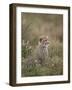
[{"x1": 16, "y1": 7, "x2": 68, "y2": 83}]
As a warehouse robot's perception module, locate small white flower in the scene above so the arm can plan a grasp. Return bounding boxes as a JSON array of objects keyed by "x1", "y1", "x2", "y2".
[
  {"x1": 22, "y1": 40, "x2": 25, "y2": 46},
  {"x1": 35, "y1": 60, "x2": 38, "y2": 63},
  {"x1": 29, "y1": 46, "x2": 32, "y2": 49},
  {"x1": 27, "y1": 41, "x2": 29, "y2": 45},
  {"x1": 52, "y1": 63, "x2": 54, "y2": 66}
]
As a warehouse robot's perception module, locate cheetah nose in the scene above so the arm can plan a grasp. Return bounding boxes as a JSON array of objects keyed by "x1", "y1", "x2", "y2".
[
  {"x1": 45, "y1": 42, "x2": 49, "y2": 45},
  {"x1": 46, "y1": 41, "x2": 49, "y2": 44}
]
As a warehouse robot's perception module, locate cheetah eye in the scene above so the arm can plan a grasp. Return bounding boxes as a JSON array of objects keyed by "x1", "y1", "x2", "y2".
[
  {"x1": 40, "y1": 38, "x2": 42, "y2": 42},
  {"x1": 45, "y1": 40, "x2": 47, "y2": 41}
]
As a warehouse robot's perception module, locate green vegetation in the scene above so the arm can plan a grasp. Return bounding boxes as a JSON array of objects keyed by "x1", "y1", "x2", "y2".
[{"x1": 21, "y1": 13, "x2": 63, "y2": 77}]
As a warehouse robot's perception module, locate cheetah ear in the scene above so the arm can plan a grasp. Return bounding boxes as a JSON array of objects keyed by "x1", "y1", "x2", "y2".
[
  {"x1": 39, "y1": 38, "x2": 42, "y2": 42},
  {"x1": 46, "y1": 36, "x2": 48, "y2": 39},
  {"x1": 39, "y1": 35, "x2": 44, "y2": 42}
]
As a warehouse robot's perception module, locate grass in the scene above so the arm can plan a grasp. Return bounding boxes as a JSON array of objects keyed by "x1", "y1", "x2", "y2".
[
  {"x1": 21, "y1": 13, "x2": 63, "y2": 77},
  {"x1": 21, "y1": 41, "x2": 63, "y2": 77}
]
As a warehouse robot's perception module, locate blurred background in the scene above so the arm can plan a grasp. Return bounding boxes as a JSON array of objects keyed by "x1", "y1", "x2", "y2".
[{"x1": 21, "y1": 13, "x2": 63, "y2": 77}]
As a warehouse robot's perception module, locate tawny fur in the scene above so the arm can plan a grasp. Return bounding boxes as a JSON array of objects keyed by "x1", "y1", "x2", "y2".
[{"x1": 35, "y1": 36, "x2": 50, "y2": 65}]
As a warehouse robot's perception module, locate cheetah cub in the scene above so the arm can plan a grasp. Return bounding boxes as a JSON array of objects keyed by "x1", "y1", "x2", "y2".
[{"x1": 35, "y1": 36, "x2": 50, "y2": 65}]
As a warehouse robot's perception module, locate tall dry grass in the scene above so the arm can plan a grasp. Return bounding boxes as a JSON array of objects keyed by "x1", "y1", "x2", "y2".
[{"x1": 21, "y1": 13, "x2": 63, "y2": 77}]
